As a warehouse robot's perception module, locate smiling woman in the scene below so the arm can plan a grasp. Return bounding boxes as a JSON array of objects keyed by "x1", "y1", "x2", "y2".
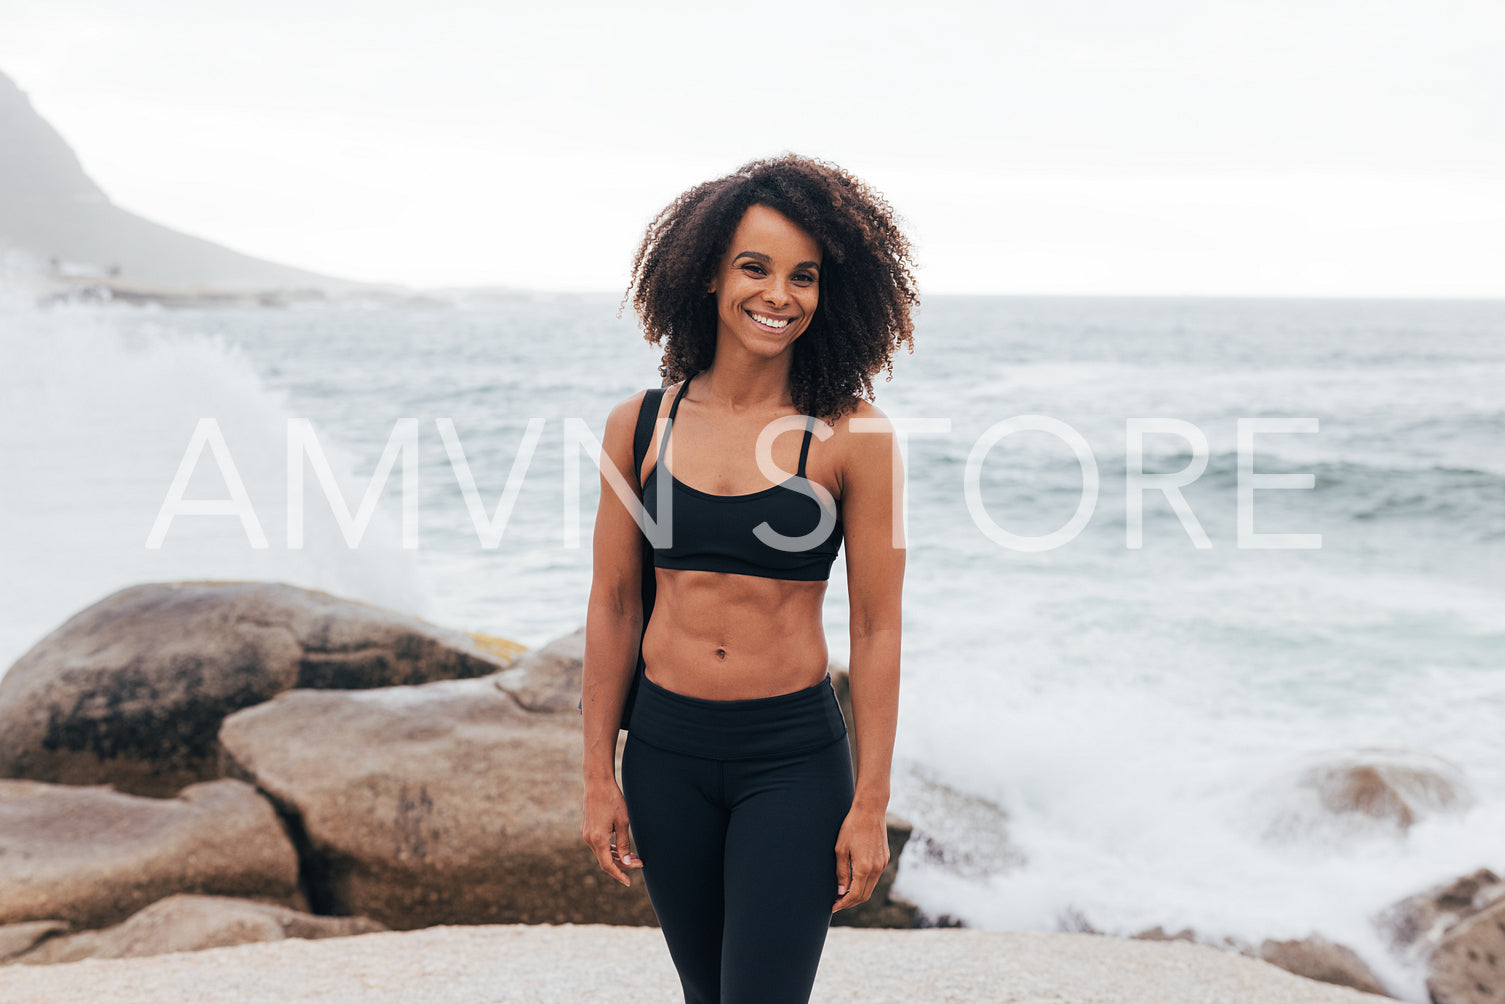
[{"x1": 579, "y1": 153, "x2": 920, "y2": 1003}]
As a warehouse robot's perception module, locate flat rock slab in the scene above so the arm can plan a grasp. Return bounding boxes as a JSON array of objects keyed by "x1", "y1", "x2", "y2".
[
  {"x1": 0, "y1": 778, "x2": 302, "y2": 930},
  {"x1": 0, "y1": 925, "x2": 1397, "y2": 1004},
  {"x1": 0, "y1": 581, "x2": 521, "y2": 797},
  {"x1": 9, "y1": 894, "x2": 387, "y2": 965}
]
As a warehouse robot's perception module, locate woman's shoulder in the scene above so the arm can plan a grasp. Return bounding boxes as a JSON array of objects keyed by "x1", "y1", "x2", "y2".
[
  {"x1": 605, "y1": 388, "x2": 649, "y2": 424},
  {"x1": 823, "y1": 397, "x2": 898, "y2": 495},
  {"x1": 824, "y1": 396, "x2": 893, "y2": 437},
  {"x1": 607, "y1": 382, "x2": 674, "y2": 421}
]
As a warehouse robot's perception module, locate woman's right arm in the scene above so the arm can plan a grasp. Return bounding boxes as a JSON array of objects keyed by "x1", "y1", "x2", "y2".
[{"x1": 579, "y1": 390, "x2": 648, "y2": 886}]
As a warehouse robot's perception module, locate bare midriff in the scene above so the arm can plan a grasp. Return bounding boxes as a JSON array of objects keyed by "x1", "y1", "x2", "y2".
[{"x1": 640, "y1": 568, "x2": 830, "y2": 701}]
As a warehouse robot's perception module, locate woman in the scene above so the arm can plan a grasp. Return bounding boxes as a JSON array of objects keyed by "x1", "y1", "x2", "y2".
[{"x1": 580, "y1": 153, "x2": 917, "y2": 1003}]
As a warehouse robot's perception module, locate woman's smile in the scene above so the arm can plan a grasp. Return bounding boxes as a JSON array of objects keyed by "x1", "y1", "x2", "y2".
[{"x1": 747, "y1": 309, "x2": 793, "y2": 332}]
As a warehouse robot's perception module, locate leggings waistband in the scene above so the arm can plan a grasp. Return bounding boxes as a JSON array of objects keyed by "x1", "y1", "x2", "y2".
[{"x1": 627, "y1": 671, "x2": 848, "y2": 761}]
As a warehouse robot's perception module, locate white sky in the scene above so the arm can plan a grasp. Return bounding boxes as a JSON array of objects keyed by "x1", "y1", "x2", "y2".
[{"x1": 3, "y1": 0, "x2": 1503, "y2": 296}]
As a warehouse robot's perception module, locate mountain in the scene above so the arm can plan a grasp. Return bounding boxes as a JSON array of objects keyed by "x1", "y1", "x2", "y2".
[{"x1": 0, "y1": 68, "x2": 367, "y2": 294}]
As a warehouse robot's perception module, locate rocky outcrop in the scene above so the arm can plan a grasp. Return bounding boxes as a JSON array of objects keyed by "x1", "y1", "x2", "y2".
[
  {"x1": 1428, "y1": 897, "x2": 1505, "y2": 1004},
  {"x1": 0, "y1": 590, "x2": 922, "y2": 954},
  {"x1": 3, "y1": 894, "x2": 386, "y2": 966},
  {"x1": 1374, "y1": 868, "x2": 1505, "y2": 966},
  {"x1": 0, "y1": 581, "x2": 523, "y2": 796},
  {"x1": 218, "y1": 672, "x2": 657, "y2": 929},
  {"x1": 1258, "y1": 936, "x2": 1389, "y2": 997},
  {"x1": 1372, "y1": 868, "x2": 1505, "y2": 1004},
  {"x1": 0, "y1": 778, "x2": 302, "y2": 930},
  {"x1": 1296, "y1": 749, "x2": 1471, "y2": 833}
]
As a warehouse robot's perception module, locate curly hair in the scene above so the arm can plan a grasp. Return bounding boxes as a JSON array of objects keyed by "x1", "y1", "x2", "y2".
[{"x1": 622, "y1": 153, "x2": 918, "y2": 423}]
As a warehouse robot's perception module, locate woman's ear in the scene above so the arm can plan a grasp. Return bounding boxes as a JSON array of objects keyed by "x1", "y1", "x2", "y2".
[{"x1": 707, "y1": 278, "x2": 717, "y2": 295}]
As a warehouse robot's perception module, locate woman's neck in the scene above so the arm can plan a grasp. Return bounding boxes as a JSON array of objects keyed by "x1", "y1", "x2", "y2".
[{"x1": 696, "y1": 345, "x2": 795, "y2": 414}]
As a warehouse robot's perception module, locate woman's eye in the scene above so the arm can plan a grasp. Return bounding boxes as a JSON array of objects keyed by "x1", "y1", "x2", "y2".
[
  {"x1": 794, "y1": 273, "x2": 816, "y2": 284},
  {"x1": 741, "y1": 263, "x2": 765, "y2": 276}
]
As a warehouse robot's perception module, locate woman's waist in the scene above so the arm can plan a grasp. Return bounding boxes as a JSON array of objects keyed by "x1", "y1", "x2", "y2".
[{"x1": 627, "y1": 669, "x2": 848, "y2": 760}]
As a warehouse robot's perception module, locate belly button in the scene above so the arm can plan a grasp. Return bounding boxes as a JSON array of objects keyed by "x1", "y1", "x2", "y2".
[{"x1": 715, "y1": 648, "x2": 727, "y2": 660}]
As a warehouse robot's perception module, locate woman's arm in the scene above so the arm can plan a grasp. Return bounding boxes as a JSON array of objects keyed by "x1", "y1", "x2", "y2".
[
  {"x1": 831, "y1": 402, "x2": 905, "y2": 911},
  {"x1": 579, "y1": 390, "x2": 649, "y2": 885}
]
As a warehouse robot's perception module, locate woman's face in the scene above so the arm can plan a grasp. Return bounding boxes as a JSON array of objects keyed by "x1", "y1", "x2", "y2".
[{"x1": 708, "y1": 204, "x2": 822, "y2": 360}]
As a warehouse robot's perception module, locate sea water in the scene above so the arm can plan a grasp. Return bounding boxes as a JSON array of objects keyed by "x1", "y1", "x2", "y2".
[{"x1": 1, "y1": 287, "x2": 1501, "y2": 1000}]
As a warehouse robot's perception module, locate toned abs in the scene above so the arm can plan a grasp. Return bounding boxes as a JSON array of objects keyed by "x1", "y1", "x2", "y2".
[{"x1": 641, "y1": 570, "x2": 830, "y2": 700}]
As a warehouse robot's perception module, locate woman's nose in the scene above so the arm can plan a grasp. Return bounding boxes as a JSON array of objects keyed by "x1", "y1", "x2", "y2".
[{"x1": 763, "y1": 277, "x2": 790, "y2": 305}]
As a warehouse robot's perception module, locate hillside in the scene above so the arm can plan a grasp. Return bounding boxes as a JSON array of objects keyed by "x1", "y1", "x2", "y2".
[{"x1": 0, "y1": 68, "x2": 367, "y2": 295}]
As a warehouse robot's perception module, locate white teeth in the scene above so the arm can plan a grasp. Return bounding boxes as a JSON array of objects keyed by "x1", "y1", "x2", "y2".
[{"x1": 750, "y1": 312, "x2": 789, "y2": 328}]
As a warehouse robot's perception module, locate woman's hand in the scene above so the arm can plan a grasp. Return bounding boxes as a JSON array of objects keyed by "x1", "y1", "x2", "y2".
[
  {"x1": 582, "y1": 776, "x2": 643, "y2": 887},
  {"x1": 830, "y1": 804, "x2": 890, "y2": 912}
]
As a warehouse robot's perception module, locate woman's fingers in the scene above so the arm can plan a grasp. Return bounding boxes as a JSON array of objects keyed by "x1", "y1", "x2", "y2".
[
  {"x1": 589, "y1": 828, "x2": 630, "y2": 886},
  {"x1": 618, "y1": 820, "x2": 644, "y2": 869},
  {"x1": 832, "y1": 850, "x2": 853, "y2": 912},
  {"x1": 830, "y1": 851, "x2": 888, "y2": 912},
  {"x1": 583, "y1": 785, "x2": 641, "y2": 887},
  {"x1": 604, "y1": 815, "x2": 644, "y2": 887}
]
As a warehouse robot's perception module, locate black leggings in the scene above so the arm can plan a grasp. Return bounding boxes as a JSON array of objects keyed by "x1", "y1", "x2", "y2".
[{"x1": 621, "y1": 670, "x2": 855, "y2": 1004}]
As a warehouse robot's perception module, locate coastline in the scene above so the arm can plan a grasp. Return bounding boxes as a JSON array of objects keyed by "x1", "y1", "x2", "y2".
[
  {"x1": 28, "y1": 274, "x2": 445, "y2": 310},
  {"x1": 0, "y1": 923, "x2": 1395, "y2": 1004}
]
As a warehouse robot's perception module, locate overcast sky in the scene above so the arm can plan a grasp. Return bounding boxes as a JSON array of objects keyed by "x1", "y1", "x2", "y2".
[{"x1": 3, "y1": 0, "x2": 1502, "y2": 296}]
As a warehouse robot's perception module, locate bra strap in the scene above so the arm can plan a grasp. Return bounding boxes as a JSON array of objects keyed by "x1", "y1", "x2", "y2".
[
  {"x1": 797, "y1": 416, "x2": 814, "y2": 477},
  {"x1": 657, "y1": 373, "x2": 694, "y2": 466}
]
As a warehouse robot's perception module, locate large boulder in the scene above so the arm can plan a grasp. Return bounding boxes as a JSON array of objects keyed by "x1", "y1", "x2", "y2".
[
  {"x1": 1295, "y1": 748, "x2": 1471, "y2": 834},
  {"x1": 218, "y1": 673, "x2": 657, "y2": 929},
  {"x1": 0, "y1": 581, "x2": 523, "y2": 796},
  {"x1": 0, "y1": 778, "x2": 303, "y2": 930},
  {"x1": 1428, "y1": 897, "x2": 1505, "y2": 1004},
  {"x1": 4, "y1": 894, "x2": 386, "y2": 966}
]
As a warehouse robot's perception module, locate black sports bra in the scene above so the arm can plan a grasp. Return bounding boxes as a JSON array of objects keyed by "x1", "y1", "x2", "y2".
[{"x1": 640, "y1": 374, "x2": 843, "y2": 581}]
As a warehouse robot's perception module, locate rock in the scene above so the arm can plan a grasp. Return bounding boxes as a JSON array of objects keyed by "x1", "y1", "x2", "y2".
[
  {"x1": 0, "y1": 581, "x2": 523, "y2": 796},
  {"x1": 1374, "y1": 868, "x2": 1505, "y2": 964},
  {"x1": 1259, "y1": 936, "x2": 1390, "y2": 997},
  {"x1": 0, "y1": 921, "x2": 70, "y2": 963},
  {"x1": 1134, "y1": 926, "x2": 1198, "y2": 942},
  {"x1": 7, "y1": 894, "x2": 386, "y2": 965},
  {"x1": 891, "y1": 762, "x2": 1024, "y2": 879},
  {"x1": 1127, "y1": 927, "x2": 1391, "y2": 997},
  {"x1": 827, "y1": 664, "x2": 920, "y2": 929},
  {"x1": 0, "y1": 778, "x2": 303, "y2": 930},
  {"x1": 491, "y1": 627, "x2": 585, "y2": 712},
  {"x1": 1428, "y1": 897, "x2": 1505, "y2": 1004},
  {"x1": 1295, "y1": 748, "x2": 1471, "y2": 833},
  {"x1": 218, "y1": 674, "x2": 657, "y2": 929}
]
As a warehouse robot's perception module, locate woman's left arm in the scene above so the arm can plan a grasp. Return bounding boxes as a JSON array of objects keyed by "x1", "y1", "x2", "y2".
[{"x1": 830, "y1": 403, "x2": 905, "y2": 913}]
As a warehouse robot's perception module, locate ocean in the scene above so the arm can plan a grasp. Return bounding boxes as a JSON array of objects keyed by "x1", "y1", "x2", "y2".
[{"x1": 1, "y1": 287, "x2": 1501, "y2": 1000}]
